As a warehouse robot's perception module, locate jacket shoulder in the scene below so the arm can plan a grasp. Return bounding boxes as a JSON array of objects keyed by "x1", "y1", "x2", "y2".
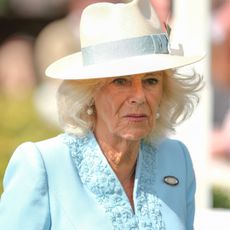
[
  {"x1": 156, "y1": 138, "x2": 194, "y2": 175},
  {"x1": 34, "y1": 134, "x2": 67, "y2": 155},
  {"x1": 157, "y1": 138, "x2": 190, "y2": 158},
  {"x1": 158, "y1": 137, "x2": 188, "y2": 149}
]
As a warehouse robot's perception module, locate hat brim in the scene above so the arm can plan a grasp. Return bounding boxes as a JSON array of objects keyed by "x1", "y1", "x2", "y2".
[{"x1": 45, "y1": 52, "x2": 204, "y2": 80}]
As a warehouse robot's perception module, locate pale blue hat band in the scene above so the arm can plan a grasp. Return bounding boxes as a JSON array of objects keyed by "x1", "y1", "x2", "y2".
[{"x1": 82, "y1": 33, "x2": 169, "y2": 65}]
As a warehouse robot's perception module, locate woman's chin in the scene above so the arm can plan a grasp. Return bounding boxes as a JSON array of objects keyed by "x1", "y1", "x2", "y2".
[{"x1": 119, "y1": 130, "x2": 150, "y2": 141}]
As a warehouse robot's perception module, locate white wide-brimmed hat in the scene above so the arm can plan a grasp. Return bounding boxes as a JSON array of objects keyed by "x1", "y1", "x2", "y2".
[{"x1": 46, "y1": 0, "x2": 204, "y2": 80}]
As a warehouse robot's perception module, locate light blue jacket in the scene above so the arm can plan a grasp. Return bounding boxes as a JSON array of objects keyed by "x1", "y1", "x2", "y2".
[{"x1": 0, "y1": 132, "x2": 196, "y2": 230}]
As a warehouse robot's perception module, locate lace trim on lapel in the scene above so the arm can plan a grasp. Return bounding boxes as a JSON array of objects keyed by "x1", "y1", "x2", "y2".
[
  {"x1": 135, "y1": 143, "x2": 166, "y2": 229},
  {"x1": 62, "y1": 133, "x2": 165, "y2": 230}
]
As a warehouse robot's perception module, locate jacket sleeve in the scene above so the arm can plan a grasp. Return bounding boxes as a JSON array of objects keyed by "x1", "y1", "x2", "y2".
[
  {"x1": 0, "y1": 142, "x2": 51, "y2": 230},
  {"x1": 180, "y1": 142, "x2": 196, "y2": 230}
]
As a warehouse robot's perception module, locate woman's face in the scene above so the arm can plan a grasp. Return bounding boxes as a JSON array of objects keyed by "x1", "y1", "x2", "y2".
[{"x1": 93, "y1": 72, "x2": 163, "y2": 141}]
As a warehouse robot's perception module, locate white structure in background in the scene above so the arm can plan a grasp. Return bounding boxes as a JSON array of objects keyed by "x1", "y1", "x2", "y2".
[
  {"x1": 172, "y1": 0, "x2": 230, "y2": 229},
  {"x1": 172, "y1": 0, "x2": 212, "y2": 209}
]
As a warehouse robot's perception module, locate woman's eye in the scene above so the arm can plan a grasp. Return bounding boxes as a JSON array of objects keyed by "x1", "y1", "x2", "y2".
[
  {"x1": 143, "y1": 78, "x2": 159, "y2": 85},
  {"x1": 112, "y1": 78, "x2": 128, "y2": 86}
]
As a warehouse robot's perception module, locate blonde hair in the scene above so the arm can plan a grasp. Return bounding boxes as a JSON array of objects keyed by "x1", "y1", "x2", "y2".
[
  {"x1": 149, "y1": 69, "x2": 203, "y2": 142},
  {"x1": 57, "y1": 69, "x2": 203, "y2": 141}
]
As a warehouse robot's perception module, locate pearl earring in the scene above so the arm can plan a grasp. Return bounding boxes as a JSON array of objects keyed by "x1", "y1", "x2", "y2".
[
  {"x1": 156, "y1": 112, "x2": 160, "y2": 119},
  {"x1": 87, "y1": 107, "x2": 94, "y2": 115}
]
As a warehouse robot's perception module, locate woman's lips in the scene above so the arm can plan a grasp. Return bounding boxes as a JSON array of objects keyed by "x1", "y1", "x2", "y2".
[{"x1": 124, "y1": 114, "x2": 148, "y2": 122}]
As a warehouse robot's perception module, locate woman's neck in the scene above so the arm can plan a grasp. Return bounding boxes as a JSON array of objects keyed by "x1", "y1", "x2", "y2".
[
  {"x1": 94, "y1": 131, "x2": 139, "y2": 183},
  {"x1": 96, "y1": 136, "x2": 140, "y2": 171},
  {"x1": 94, "y1": 131, "x2": 140, "y2": 210}
]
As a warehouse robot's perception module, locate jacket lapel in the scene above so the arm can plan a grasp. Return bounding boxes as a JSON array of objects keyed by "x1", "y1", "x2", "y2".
[{"x1": 66, "y1": 132, "x2": 166, "y2": 230}]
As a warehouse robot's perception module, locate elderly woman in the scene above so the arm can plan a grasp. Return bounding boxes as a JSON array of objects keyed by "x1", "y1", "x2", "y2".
[{"x1": 0, "y1": 0, "x2": 204, "y2": 229}]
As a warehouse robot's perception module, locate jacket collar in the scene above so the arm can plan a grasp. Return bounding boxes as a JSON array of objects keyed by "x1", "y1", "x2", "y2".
[{"x1": 64, "y1": 132, "x2": 166, "y2": 230}]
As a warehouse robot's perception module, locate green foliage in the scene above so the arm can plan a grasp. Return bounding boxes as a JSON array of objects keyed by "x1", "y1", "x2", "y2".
[
  {"x1": 212, "y1": 186, "x2": 230, "y2": 209},
  {"x1": 0, "y1": 0, "x2": 8, "y2": 15},
  {"x1": 0, "y1": 94, "x2": 60, "y2": 193}
]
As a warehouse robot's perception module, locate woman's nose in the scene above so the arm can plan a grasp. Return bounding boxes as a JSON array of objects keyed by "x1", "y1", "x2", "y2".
[{"x1": 128, "y1": 79, "x2": 146, "y2": 104}]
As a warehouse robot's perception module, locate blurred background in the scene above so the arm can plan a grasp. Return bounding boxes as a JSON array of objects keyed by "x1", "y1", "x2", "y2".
[{"x1": 0, "y1": 0, "x2": 230, "y2": 228}]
